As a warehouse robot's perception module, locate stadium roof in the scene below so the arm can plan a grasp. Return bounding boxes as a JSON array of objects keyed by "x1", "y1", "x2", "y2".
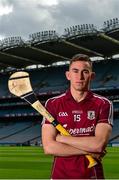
[{"x1": 0, "y1": 20, "x2": 119, "y2": 69}]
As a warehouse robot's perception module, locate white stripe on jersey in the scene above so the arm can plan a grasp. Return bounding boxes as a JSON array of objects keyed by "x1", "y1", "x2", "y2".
[
  {"x1": 93, "y1": 93, "x2": 113, "y2": 125},
  {"x1": 45, "y1": 92, "x2": 66, "y2": 107},
  {"x1": 42, "y1": 93, "x2": 66, "y2": 125}
]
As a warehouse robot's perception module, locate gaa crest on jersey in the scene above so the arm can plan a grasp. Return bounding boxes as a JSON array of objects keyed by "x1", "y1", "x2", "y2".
[
  {"x1": 58, "y1": 112, "x2": 68, "y2": 117},
  {"x1": 87, "y1": 111, "x2": 95, "y2": 120}
]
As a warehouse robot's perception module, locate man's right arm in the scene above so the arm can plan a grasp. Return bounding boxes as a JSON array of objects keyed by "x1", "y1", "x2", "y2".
[{"x1": 42, "y1": 124, "x2": 91, "y2": 157}]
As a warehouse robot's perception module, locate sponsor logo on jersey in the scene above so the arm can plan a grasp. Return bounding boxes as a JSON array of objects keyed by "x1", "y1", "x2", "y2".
[
  {"x1": 87, "y1": 111, "x2": 95, "y2": 120},
  {"x1": 69, "y1": 124, "x2": 95, "y2": 135},
  {"x1": 58, "y1": 112, "x2": 68, "y2": 117},
  {"x1": 72, "y1": 110, "x2": 83, "y2": 114},
  {"x1": 63, "y1": 124, "x2": 68, "y2": 128}
]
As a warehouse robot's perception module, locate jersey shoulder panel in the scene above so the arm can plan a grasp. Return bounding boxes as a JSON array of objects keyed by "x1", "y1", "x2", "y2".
[
  {"x1": 93, "y1": 93, "x2": 112, "y2": 105},
  {"x1": 45, "y1": 92, "x2": 66, "y2": 107}
]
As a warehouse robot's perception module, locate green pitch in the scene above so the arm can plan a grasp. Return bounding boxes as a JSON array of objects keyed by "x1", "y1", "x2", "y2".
[
  {"x1": 0, "y1": 146, "x2": 118, "y2": 179},
  {"x1": 103, "y1": 146, "x2": 119, "y2": 179}
]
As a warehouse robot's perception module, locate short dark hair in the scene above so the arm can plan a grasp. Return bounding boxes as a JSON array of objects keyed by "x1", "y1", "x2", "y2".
[{"x1": 69, "y1": 54, "x2": 93, "y2": 69}]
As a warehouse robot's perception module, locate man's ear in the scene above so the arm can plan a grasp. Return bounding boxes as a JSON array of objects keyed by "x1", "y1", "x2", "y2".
[
  {"x1": 91, "y1": 72, "x2": 96, "y2": 80},
  {"x1": 65, "y1": 71, "x2": 70, "y2": 80}
]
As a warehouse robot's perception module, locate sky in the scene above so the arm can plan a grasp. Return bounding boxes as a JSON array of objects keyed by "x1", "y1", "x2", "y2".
[{"x1": 0, "y1": 0, "x2": 119, "y2": 40}]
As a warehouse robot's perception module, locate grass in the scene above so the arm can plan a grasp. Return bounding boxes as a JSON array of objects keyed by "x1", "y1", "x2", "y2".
[
  {"x1": 103, "y1": 147, "x2": 119, "y2": 179},
  {"x1": 0, "y1": 146, "x2": 52, "y2": 179},
  {"x1": 0, "y1": 146, "x2": 118, "y2": 179}
]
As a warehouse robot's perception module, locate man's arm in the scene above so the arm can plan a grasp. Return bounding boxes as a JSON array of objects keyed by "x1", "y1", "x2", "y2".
[
  {"x1": 42, "y1": 124, "x2": 90, "y2": 156},
  {"x1": 56, "y1": 123, "x2": 112, "y2": 153}
]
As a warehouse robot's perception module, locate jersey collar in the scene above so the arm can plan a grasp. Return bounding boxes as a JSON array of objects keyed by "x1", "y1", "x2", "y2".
[{"x1": 65, "y1": 89, "x2": 93, "y2": 103}]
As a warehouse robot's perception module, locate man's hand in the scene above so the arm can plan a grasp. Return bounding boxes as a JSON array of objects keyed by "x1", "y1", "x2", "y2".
[{"x1": 90, "y1": 149, "x2": 107, "y2": 161}]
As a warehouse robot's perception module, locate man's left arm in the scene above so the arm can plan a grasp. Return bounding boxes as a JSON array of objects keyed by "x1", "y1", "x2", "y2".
[{"x1": 56, "y1": 123, "x2": 112, "y2": 153}]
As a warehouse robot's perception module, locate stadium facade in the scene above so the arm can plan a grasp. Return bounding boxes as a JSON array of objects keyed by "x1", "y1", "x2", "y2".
[{"x1": 0, "y1": 18, "x2": 119, "y2": 146}]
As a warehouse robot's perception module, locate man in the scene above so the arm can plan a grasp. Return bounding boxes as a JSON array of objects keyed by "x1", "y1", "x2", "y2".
[{"x1": 42, "y1": 54, "x2": 113, "y2": 179}]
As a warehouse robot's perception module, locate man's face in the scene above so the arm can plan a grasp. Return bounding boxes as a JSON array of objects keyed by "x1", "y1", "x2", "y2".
[{"x1": 66, "y1": 60, "x2": 95, "y2": 91}]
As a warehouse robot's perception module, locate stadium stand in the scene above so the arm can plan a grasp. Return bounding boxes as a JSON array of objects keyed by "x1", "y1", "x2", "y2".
[
  {"x1": 91, "y1": 59, "x2": 119, "y2": 89},
  {"x1": 0, "y1": 18, "x2": 119, "y2": 146},
  {"x1": 0, "y1": 121, "x2": 41, "y2": 145}
]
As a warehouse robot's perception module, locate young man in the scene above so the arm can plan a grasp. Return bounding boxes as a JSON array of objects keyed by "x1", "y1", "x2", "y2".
[{"x1": 42, "y1": 54, "x2": 113, "y2": 179}]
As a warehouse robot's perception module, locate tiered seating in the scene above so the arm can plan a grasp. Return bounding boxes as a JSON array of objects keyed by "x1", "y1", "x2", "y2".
[
  {"x1": 109, "y1": 119, "x2": 119, "y2": 143},
  {"x1": 30, "y1": 65, "x2": 68, "y2": 93},
  {"x1": 0, "y1": 107, "x2": 38, "y2": 117},
  {"x1": 0, "y1": 59, "x2": 119, "y2": 96},
  {"x1": 0, "y1": 121, "x2": 41, "y2": 144},
  {"x1": 110, "y1": 119, "x2": 119, "y2": 138},
  {"x1": 91, "y1": 59, "x2": 119, "y2": 89},
  {"x1": 0, "y1": 121, "x2": 31, "y2": 138},
  {"x1": 111, "y1": 137, "x2": 119, "y2": 143},
  {"x1": 0, "y1": 59, "x2": 118, "y2": 145},
  {"x1": 0, "y1": 73, "x2": 9, "y2": 97}
]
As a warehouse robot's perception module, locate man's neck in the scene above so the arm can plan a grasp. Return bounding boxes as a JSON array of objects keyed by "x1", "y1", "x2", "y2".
[{"x1": 70, "y1": 88, "x2": 88, "y2": 103}]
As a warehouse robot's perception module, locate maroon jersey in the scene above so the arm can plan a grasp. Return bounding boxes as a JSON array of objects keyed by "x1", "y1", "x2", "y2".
[{"x1": 43, "y1": 90, "x2": 113, "y2": 179}]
